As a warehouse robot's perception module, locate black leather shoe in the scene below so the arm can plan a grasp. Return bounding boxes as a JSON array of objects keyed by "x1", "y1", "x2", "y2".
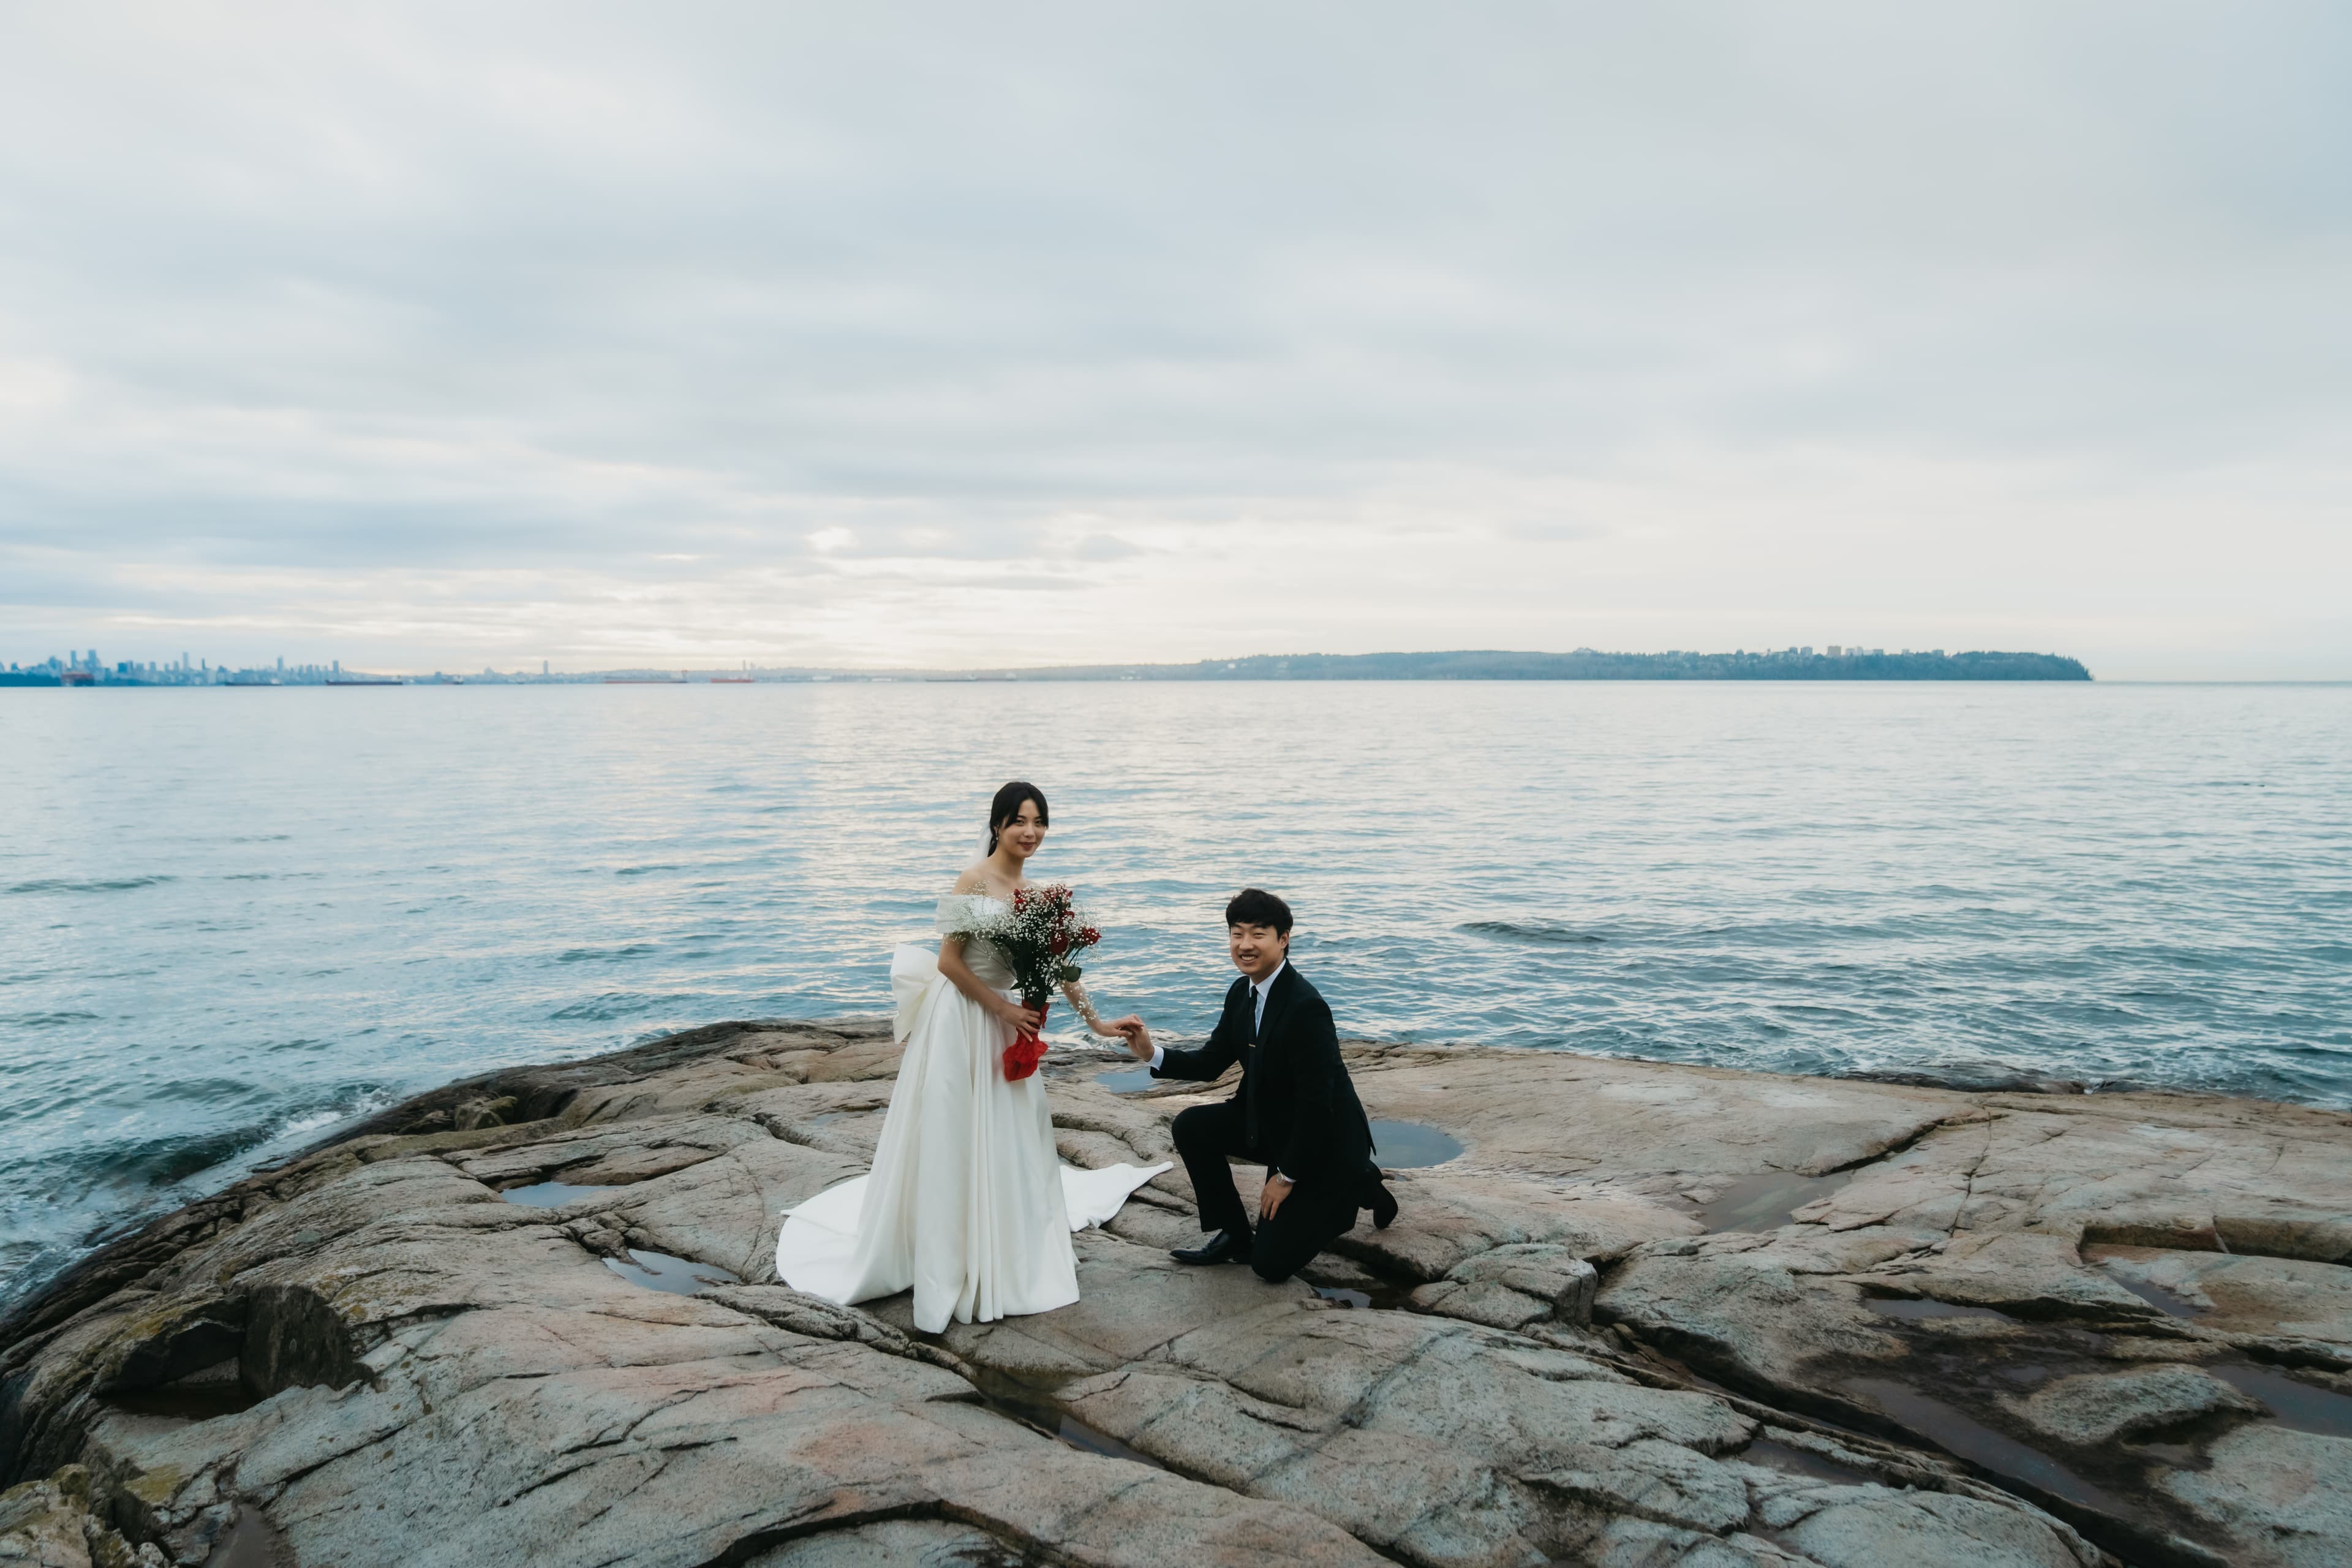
[
  {"x1": 1366, "y1": 1178, "x2": 1398, "y2": 1230},
  {"x1": 1172, "y1": 1229, "x2": 1254, "y2": 1266}
]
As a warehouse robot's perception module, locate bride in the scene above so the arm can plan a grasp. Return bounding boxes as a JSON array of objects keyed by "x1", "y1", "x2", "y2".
[{"x1": 774, "y1": 781, "x2": 1169, "y2": 1332}]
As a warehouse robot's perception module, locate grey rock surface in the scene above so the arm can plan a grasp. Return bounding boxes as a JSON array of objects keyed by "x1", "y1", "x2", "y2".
[
  {"x1": 2160, "y1": 1422, "x2": 2352, "y2": 1568},
  {"x1": 4, "y1": 1021, "x2": 2345, "y2": 1566},
  {"x1": 2013, "y1": 1366, "x2": 2263, "y2": 1447},
  {"x1": 1409, "y1": 1242, "x2": 1600, "y2": 1330}
]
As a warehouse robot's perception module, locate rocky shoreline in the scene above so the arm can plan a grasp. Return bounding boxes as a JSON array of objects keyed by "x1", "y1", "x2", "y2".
[{"x1": 4, "y1": 1020, "x2": 2347, "y2": 1566}]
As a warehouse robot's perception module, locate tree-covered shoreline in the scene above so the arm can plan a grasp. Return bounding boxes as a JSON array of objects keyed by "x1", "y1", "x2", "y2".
[{"x1": 967, "y1": 648, "x2": 2093, "y2": 682}]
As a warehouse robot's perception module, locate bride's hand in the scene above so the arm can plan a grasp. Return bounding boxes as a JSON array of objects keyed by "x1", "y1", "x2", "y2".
[
  {"x1": 995, "y1": 998, "x2": 1044, "y2": 1031},
  {"x1": 1110, "y1": 1017, "x2": 1153, "y2": 1060}
]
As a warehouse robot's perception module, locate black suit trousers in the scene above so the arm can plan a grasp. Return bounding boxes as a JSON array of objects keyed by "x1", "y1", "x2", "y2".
[{"x1": 1172, "y1": 1101, "x2": 1360, "y2": 1284}]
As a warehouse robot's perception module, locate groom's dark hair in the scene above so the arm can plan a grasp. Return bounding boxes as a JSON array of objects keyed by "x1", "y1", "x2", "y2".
[{"x1": 1225, "y1": 887, "x2": 1292, "y2": 935}]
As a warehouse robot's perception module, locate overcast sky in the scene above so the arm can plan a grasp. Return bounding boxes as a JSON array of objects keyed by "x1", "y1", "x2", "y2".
[{"x1": 2, "y1": 4, "x2": 2346, "y2": 677}]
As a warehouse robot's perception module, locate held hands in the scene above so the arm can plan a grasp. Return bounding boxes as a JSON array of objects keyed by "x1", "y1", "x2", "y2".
[{"x1": 1107, "y1": 1016, "x2": 1153, "y2": 1061}]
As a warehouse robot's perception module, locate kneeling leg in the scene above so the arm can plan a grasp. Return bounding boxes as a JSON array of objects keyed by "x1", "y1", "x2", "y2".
[
  {"x1": 1249, "y1": 1183, "x2": 1356, "y2": 1284},
  {"x1": 1172, "y1": 1102, "x2": 1252, "y2": 1238}
]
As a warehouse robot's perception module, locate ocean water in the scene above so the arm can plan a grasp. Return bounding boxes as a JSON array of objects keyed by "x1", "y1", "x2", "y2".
[{"x1": 2, "y1": 680, "x2": 2347, "y2": 1313}]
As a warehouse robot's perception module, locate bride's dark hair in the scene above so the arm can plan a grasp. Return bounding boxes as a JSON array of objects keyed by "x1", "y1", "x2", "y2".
[{"x1": 987, "y1": 781, "x2": 1049, "y2": 853}]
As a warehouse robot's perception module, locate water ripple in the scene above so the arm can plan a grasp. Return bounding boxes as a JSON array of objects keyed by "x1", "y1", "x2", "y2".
[{"x1": 6, "y1": 875, "x2": 175, "y2": 895}]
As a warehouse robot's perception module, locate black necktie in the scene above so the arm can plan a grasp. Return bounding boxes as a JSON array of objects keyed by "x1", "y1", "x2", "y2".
[{"x1": 1242, "y1": 982, "x2": 1261, "y2": 1148}]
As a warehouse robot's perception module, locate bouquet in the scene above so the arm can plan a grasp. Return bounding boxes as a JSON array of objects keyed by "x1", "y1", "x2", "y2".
[{"x1": 954, "y1": 884, "x2": 1101, "y2": 1081}]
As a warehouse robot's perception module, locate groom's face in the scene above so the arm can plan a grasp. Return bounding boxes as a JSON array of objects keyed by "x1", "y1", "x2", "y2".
[{"x1": 1228, "y1": 923, "x2": 1287, "y2": 982}]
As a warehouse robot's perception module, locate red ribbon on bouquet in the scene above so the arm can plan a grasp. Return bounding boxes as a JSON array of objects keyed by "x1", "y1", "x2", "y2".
[{"x1": 1004, "y1": 998, "x2": 1050, "y2": 1082}]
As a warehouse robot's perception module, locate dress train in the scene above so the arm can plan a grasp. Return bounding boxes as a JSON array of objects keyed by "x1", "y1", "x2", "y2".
[{"x1": 774, "y1": 911, "x2": 1167, "y2": 1332}]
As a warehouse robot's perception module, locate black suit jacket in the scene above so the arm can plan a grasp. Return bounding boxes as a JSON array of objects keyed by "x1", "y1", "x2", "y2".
[{"x1": 1152, "y1": 964, "x2": 1377, "y2": 1191}]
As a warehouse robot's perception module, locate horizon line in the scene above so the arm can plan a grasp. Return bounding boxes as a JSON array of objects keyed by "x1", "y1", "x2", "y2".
[{"x1": 13, "y1": 646, "x2": 2107, "y2": 684}]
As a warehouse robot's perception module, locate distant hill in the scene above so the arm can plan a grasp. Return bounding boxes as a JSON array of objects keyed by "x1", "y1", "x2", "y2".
[{"x1": 930, "y1": 649, "x2": 2093, "y2": 682}]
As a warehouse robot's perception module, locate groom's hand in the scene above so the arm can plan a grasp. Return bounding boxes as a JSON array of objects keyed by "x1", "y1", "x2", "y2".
[
  {"x1": 1111, "y1": 1017, "x2": 1153, "y2": 1061},
  {"x1": 1260, "y1": 1173, "x2": 1292, "y2": 1219}
]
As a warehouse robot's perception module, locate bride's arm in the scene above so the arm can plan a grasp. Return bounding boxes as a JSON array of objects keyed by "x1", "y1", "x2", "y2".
[
  {"x1": 939, "y1": 934, "x2": 1038, "y2": 1030},
  {"x1": 1059, "y1": 978, "x2": 1123, "y2": 1038}
]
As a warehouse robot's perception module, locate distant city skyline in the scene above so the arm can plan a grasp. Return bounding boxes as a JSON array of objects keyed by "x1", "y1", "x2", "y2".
[{"x1": 3, "y1": 6, "x2": 2347, "y2": 680}]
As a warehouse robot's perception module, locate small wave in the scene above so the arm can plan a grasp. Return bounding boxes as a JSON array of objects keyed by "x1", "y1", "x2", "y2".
[
  {"x1": 88, "y1": 1123, "x2": 282, "y2": 1191},
  {"x1": 554, "y1": 943, "x2": 657, "y2": 964},
  {"x1": 6, "y1": 875, "x2": 175, "y2": 895},
  {"x1": 263, "y1": 1036, "x2": 333, "y2": 1055},
  {"x1": 1458, "y1": 920, "x2": 1605, "y2": 946},
  {"x1": 1844, "y1": 1058, "x2": 2088, "y2": 1095},
  {"x1": 273, "y1": 1088, "x2": 399, "y2": 1142},
  {"x1": 0, "y1": 1011, "x2": 100, "y2": 1028},
  {"x1": 551, "y1": 992, "x2": 664, "y2": 1022},
  {"x1": 44, "y1": 1084, "x2": 409, "y2": 1200}
]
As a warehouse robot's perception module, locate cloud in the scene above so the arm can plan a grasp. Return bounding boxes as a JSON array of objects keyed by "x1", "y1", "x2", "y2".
[{"x1": 1, "y1": 2, "x2": 2348, "y2": 676}]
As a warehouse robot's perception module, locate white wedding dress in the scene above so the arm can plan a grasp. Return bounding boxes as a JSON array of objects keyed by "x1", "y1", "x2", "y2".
[{"x1": 774, "y1": 892, "x2": 1169, "y2": 1332}]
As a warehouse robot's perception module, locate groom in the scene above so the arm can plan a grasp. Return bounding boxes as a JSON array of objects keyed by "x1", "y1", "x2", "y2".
[{"x1": 1114, "y1": 889, "x2": 1396, "y2": 1284}]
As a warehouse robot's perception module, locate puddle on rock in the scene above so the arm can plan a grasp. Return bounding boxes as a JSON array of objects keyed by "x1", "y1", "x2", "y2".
[
  {"x1": 502, "y1": 1180, "x2": 620, "y2": 1207},
  {"x1": 1695, "y1": 1170, "x2": 1853, "y2": 1232},
  {"x1": 1738, "y1": 1438, "x2": 1875, "y2": 1487},
  {"x1": 2098, "y1": 1270, "x2": 2207, "y2": 1320},
  {"x1": 1844, "y1": 1377, "x2": 2127, "y2": 1514},
  {"x1": 604, "y1": 1248, "x2": 741, "y2": 1294},
  {"x1": 1301, "y1": 1256, "x2": 1415, "y2": 1310},
  {"x1": 1093, "y1": 1065, "x2": 1157, "y2": 1094},
  {"x1": 1866, "y1": 1296, "x2": 2018, "y2": 1324},
  {"x1": 2211, "y1": 1362, "x2": 2352, "y2": 1438},
  {"x1": 965, "y1": 1367, "x2": 1166, "y2": 1468},
  {"x1": 202, "y1": 1506, "x2": 292, "y2": 1568},
  {"x1": 1369, "y1": 1120, "x2": 1463, "y2": 1169}
]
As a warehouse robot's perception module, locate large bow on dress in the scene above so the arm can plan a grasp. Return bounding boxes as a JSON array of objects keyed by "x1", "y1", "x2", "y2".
[{"x1": 889, "y1": 944, "x2": 940, "y2": 1042}]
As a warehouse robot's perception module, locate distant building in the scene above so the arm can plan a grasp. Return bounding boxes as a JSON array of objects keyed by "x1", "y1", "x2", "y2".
[{"x1": 1827, "y1": 645, "x2": 1842, "y2": 657}]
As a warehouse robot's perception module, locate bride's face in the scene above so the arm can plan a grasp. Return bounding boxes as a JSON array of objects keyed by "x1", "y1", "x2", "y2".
[{"x1": 997, "y1": 799, "x2": 1046, "y2": 861}]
